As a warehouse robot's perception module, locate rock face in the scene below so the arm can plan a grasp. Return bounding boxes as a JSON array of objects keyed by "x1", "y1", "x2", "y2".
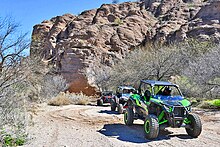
[{"x1": 31, "y1": 0, "x2": 220, "y2": 95}]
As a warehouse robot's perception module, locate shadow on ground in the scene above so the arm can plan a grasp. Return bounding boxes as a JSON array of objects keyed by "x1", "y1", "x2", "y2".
[
  {"x1": 98, "y1": 110, "x2": 120, "y2": 115},
  {"x1": 88, "y1": 103, "x2": 110, "y2": 107},
  {"x1": 98, "y1": 123, "x2": 193, "y2": 143}
]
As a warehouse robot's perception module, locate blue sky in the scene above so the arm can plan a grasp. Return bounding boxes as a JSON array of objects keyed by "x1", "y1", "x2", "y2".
[{"x1": 1, "y1": 0, "x2": 128, "y2": 38}]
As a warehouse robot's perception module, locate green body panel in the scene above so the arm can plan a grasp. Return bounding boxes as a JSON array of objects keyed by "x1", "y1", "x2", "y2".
[
  {"x1": 131, "y1": 94, "x2": 148, "y2": 111},
  {"x1": 180, "y1": 99, "x2": 191, "y2": 107},
  {"x1": 131, "y1": 94, "x2": 142, "y2": 107}
]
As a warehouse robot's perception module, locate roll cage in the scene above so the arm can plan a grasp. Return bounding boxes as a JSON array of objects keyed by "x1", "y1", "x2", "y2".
[{"x1": 138, "y1": 80, "x2": 183, "y2": 97}]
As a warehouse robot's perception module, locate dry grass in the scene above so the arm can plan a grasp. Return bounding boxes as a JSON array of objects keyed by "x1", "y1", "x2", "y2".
[
  {"x1": 76, "y1": 98, "x2": 89, "y2": 105},
  {"x1": 47, "y1": 92, "x2": 91, "y2": 106},
  {"x1": 48, "y1": 93, "x2": 73, "y2": 106}
]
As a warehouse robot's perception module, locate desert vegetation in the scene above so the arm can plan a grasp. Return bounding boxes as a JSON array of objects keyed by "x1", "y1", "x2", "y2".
[
  {"x1": 89, "y1": 39, "x2": 220, "y2": 104},
  {"x1": 48, "y1": 92, "x2": 90, "y2": 106},
  {"x1": 0, "y1": 17, "x2": 68, "y2": 146}
]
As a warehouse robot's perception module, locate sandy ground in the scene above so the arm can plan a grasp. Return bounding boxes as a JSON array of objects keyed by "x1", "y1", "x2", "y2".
[{"x1": 24, "y1": 103, "x2": 220, "y2": 147}]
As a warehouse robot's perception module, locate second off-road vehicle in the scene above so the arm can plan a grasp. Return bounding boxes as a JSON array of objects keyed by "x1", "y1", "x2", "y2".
[
  {"x1": 124, "y1": 80, "x2": 202, "y2": 139},
  {"x1": 111, "y1": 86, "x2": 135, "y2": 114}
]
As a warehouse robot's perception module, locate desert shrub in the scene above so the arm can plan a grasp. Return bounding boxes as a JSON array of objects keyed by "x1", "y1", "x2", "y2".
[
  {"x1": 48, "y1": 92, "x2": 90, "y2": 106},
  {"x1": 199, "y1": 99, "x2": 220, "y2": 109},
  {"x1": 48, "y1": 93, "x2": 73, "y2": 106},
  {"x1": 173, "y1": 76, "x2": 201, "y2": 98},
  {"x1": 69, "y1": 92, "x2": 90, "y2": 105},
  {"x1": 184, "y1": 46, "x2": 220, "y2": 98},
  {"x1": 0, "y1": 130, "x2": 26, "y2": 147},
  {"x1": 39, "y1": 74, "x2": 68, "y2": 101}
]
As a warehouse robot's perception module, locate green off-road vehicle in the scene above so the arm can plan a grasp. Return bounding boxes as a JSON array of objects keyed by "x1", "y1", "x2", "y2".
[{"x1": 124, "y1": 80, "x2": 202, "y2": 139}]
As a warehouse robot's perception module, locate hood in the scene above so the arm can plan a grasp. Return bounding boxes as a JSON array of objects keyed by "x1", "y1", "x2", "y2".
[{"x1": 153, "y1": 95, "x2": 190, "y2": 107}]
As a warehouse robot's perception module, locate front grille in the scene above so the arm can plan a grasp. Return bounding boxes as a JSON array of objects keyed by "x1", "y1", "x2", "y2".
[{"x1": 173, "y1": 107, "x2": 185, "y2": 117}]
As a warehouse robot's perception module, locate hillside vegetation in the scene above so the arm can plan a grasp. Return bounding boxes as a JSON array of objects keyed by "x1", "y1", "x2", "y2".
[{"x1": 92, "y1": 39, "x2": 220, "y2": 101}]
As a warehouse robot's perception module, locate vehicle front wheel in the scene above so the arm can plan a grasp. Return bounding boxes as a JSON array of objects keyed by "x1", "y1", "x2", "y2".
[
  {"x1": 185, "y1": 113, "x2": 202, "y2": 138},
  {"x1": 144, "y1": 115, "x2": 159, "y2": 139},
  {"x1": 124, "y1": 108, "x2": 134, "y2": 126},
  {"x1": 111, "y1": 99, "x2": 116, "y2": 111}
]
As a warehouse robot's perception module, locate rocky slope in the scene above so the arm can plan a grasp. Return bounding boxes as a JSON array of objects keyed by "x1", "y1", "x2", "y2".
[{"x1": 30, "y1": 0, "x2": 220, "y2": 95}]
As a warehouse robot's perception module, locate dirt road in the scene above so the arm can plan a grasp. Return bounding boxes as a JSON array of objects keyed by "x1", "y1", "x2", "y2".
[{"x1": 24, "y1": 104, "x2": 220, "y2": 147}]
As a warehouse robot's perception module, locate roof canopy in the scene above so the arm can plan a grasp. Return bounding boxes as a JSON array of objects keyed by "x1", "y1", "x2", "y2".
[
  {"x1": 141, "y1": 80, "x2": 177, "y2": 87},
  {"x1": 118, "y1": 86, "x2": 135, "y2": 89}
]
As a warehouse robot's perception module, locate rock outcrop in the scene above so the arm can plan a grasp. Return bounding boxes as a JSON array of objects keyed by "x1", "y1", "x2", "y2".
[{"x1": 31, "y1": 0, "x2": 220, "y2": 95}]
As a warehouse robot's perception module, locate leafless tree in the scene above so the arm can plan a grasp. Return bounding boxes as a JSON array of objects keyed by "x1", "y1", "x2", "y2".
[
  {"x1": 0, "y1": 17, "x2": 68, "y2": 145},
  {"x1": 0, "y1": 16, "x2": 29, "y2": 91},
  {"x1": 0, "y1": 17, "x2": 30, "y2": 144},
  {"x1": 105, "y1": 44, "x2": 182, "y2": 89},
  {"x1": 184, "y1": 45, "x2": 220, "y2": 98}
]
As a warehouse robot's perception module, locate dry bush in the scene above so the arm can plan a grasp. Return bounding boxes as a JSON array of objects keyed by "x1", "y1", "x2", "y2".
[
  {"x1": 48, "y1": 93, "x2": 73, "y2": 106},
  {"x1": 66, "y1": 92, "x2": 90, "y2": 105},
  {"x1": 184, "y1": 45, "x2": 220, "y2": 98},
  {"x1": 0, "y1": 16, "x2": 29, "y2": 146},
  {"x1": 39, "y1": 74, "x2": 68, "y2": 101},
  {"x1": 48, "y1": 92, "x2": 90, "y2": 106},
  {"x1": 0, "y1": 16, "x2": 68, "y2": 146}
]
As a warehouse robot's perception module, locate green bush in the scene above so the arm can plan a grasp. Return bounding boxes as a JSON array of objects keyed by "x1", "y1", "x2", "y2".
[
  {"x1": 209, "y1": 99, "x2": 220, "y2": 107},
  {"x1": 199, "y1": 99, "x2": 220, "y2": 109},
  {"x1": 1, "y1": 131, "x2": 26, "y2": 147}
]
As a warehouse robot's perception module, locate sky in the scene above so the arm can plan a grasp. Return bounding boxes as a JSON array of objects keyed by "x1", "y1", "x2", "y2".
[{"x1": 1, "y1": 0, "x2": 129, "y2": 38}]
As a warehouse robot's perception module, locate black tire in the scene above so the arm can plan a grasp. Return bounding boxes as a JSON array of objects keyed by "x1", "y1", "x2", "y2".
[
  {"x1": 185, "y1": 113, "x2": 202, "y2": 138},
  {"x1": 111, "y1": 99, "x2": 116, "y2": 111},
  {"x1": 97, "y1": 99, "x2": 103, "y2": 106},
  {"x1": 144, "y1": 115, "x2": 159, "y2": 139},
  {"x1": 124, "y1": 108, "x2": 134, "y2": 126},
  {"x1": 117, "y1": 104, "x2": 123, "y2": 114}
]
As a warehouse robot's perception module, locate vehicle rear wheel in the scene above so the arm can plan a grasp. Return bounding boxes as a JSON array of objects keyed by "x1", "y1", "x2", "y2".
[
  {"x1": 185, "y1": 113, "x2": 202, "y2": 138},
  {"x1": 117, "y1": 104, "x2": 123, "y2": 114},
  {"x1": 124, "y1": 108, "x2": 134, "y2": 126},
  {"x1": 111, "y1": 99, "x2": 116, "y2": 111},
  {"x1": 144, "y1": 115, "x2": 159, "y2": 139},
  {"x1": 97, "y1": 99, "x2": 103, "y2": 106}
]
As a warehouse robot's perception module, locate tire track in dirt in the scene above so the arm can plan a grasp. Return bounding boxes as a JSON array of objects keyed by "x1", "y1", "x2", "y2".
[
  {"x1": 25, "y1": 104, "x2": 220, "y2": 147},
  {"x1": 48, "y1": 107, "x2": 122, "y2": 126}
]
